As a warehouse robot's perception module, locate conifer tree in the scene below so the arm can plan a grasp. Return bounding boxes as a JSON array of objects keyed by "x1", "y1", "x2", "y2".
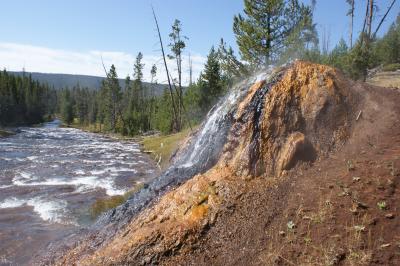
[
  {"x1": 61, "y1": 89, "x2": 74, "y2": 125},
  {"x1": 198, "y1": 47, "x2": 224, "y2": 112},
  {"x1": 233, "y1": 0, "x2": 314, "y2": 66},
  {"x1": 101, "y1": 64, "x2": 122, "y2": 132}
]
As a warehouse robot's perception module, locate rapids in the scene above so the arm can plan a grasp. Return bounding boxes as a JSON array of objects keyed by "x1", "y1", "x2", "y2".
[
  {"x1": 0, "y1": 120, "x2": 158, "y2": 265},
  {"x1": 11, "y1": 67, "x2": 279, "y2": 265}
]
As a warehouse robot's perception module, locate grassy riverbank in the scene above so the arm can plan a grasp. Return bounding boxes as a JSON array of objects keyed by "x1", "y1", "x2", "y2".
[
  {"x1": 141, "y1": 127, "x2": 195, "y2": 169},
  {"x1": 87, "y1": 127, "x2": 196, "y2": 218},
  {"x1": 90, "y1": 183, "x2": 145, "y2": 218},
  {"x1": 0, "y1": 129, "x2": 14, "y2": 138}
]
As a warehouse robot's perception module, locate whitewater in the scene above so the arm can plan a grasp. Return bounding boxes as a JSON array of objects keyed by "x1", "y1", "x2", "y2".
[{"x1": 0, "y1": 120, "x2": 158, "y2": 264}]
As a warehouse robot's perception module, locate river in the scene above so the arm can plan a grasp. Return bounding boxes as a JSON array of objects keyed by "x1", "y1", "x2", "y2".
[{"x1": 0, "y1": 120, "x2": 158, "y2": 265}]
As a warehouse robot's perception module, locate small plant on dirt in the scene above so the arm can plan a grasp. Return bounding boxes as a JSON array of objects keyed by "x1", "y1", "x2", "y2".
[
  {"x1": 347, "y1": 160, "x2": 355, "y2": 171},
  {"x1": 354, "y1": 225, "x2": 366, "y2": 232},
  {"x1": 377, "y1": 201, "x2": 387, "y2": 210},
  {"x1": 287, "y1": 220, "x2": 295, "y2": 230},
  {"x1": 304, "y1": 237, "x2": 312, "y2": 245}
]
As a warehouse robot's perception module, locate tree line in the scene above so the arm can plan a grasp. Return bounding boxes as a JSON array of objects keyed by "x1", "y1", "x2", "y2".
[
  {"x1": 58, "y1": 12, "x2": 247, "y2": 135},
  {"x1": 0, "y1": 70, "x2": 57, "y2": 126},
  {"x1": 59, "y1": 0, "x2": 399, "y2": 136},
  {"x1": 58, "y1": 42, "x2": 235, "y2": 135},
  {"x1": 4, "y1": 0, "x2": 398, "y2": 134},
  {"x1": 303, "y1": 0, "x2": 400, "y2": 80},
  {"x1": 232, "y1": 0, "x2": 399, "y2": 80}
]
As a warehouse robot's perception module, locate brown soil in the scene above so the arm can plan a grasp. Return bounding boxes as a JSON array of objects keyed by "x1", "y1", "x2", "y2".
[{"x1": 53, "y1": 62, "x2": 400, "y2": 265}]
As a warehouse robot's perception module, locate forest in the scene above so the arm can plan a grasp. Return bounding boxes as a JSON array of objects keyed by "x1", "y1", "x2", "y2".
[
  {"x1": 1, "y1": 0, "x2": 399, "y2": 135},
  {"x1": 0, "y1": 70, "x2": 57, "y2": 126}
]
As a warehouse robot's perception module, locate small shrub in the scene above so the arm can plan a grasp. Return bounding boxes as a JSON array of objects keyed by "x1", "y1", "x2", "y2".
[
  {"x1": 89, "y1": 182, "x2": 145, "y2": 218},
  {"x1": 90, "y1": 195, "x2": 125, "y2": 218},
  {"x1": 287, "y1": 220, "x2": 295, "y2": 230},
  {"x1": 0, "y1": 129, "x2": 14, "y2": 137},
  {"x1": 347, "y1": 160, "x2": 355, "y2": 171},
  {"x1": 377, "y1": 201, "x2": 387, "y2": 210}
]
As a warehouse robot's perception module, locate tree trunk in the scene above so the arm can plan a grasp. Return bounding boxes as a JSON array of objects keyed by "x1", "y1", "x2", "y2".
[
  {"x1": 368, "y1": 0, "x2": 374, "y2": 38},
  {"x1": 373, "y1": 0, "x2": 397, "y2": 38},
  {"x1": 152, "y1": 6, "x2": 179, "y2": 132},
  {"x1": 350, "y1": 0, "x2": 354, "y2": 48}
]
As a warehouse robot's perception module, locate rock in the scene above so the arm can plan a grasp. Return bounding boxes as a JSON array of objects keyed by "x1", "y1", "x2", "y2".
[
  {"x1": 385, "y1": 213, "x2": 395, "y2": 219},
  {"x1": 277, "y1": 132, "x2": 315, "y2": 174}
]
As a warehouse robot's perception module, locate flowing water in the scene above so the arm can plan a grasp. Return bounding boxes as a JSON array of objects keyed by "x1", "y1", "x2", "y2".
[
  {"x1": 0, "y1": 120, "x2": 158, "y2": 265},
  {"x1": 95, "y1": 68, "x2": 276, "y2": 229},
  {"x1": 2, "y1": 67, "x2": 280, "y2": 264}
]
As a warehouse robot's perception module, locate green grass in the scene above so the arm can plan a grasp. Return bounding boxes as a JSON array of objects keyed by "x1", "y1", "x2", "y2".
[
  {"x1": 90, "y1": 183, "x2": 145, "y2": 218},
  {"x1": 0, "y1": 129, "x2": 14, "y2": 137},
  {"x1": 382, "y1": 63, "x2": 400, "y2": 72},
  {"x1": 141, "y1": 127, "x2": 196, "y2": 169}
]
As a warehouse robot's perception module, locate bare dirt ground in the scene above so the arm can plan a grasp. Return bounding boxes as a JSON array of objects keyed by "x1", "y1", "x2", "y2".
[{"x1": 165, "y1": 81, "x2": 400, "y2": 266}]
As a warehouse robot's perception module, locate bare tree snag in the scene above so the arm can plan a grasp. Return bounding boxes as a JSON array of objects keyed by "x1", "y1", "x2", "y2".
[{"x1": 151, "y1": 6, "x2": 179, "y2": 132}]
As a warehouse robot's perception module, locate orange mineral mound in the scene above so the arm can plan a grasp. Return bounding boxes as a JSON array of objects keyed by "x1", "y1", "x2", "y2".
[
  {"x1": 223, "y1": 62, "x2": 355, "y2": 177},
  {"x1": 53, "y1": 61, "x2": 400, "y2": 265}
]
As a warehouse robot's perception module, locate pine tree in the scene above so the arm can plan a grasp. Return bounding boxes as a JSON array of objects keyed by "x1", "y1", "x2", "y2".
[
  {"x1": 61, "y1": 89, "x2": 74, "y2": 125},
  {"x1": 168, "y1": 19, "x2": 188, "y2": 130},
  {"x1": 102, "y1": 64, "x2": 122, "y2": 132},
  {"x1": 0, "y1": 70, "x2": 56, "y2": 126},
  {"x1": 198, "y1": 47, "x2": 224, "y2": 112},
  {"x1": 348, "y1": 33, "x2": 372, "y2": 81},
  {"x1": 233, "y1": 0, "x2": 313, "y2": 66},
  {"x1": 329, "y1": 38, "x2": 349, "y2": 71},
  {"x1": 375, "y1": 17, "x2": 400, "y2": 65},
  {"x1": 217, "y1": 38, "x2": 249, "y2": 83}
]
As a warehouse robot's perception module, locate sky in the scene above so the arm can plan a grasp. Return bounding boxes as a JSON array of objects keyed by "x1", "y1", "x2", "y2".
[{"x1": 0, "y1": 0, "x2": 398, "y2": 85}]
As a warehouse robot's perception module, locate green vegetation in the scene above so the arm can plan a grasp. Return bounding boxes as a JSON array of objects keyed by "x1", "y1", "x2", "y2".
[
  {"x1": 232, "y1": 0, "x2": 399, "y2": 82},
  {"x1": 377, "y1": 201, "x2": 387, "y2": 210},
  {"x1": 90, "y1": 183, "x2": 145, "y2": 218},
  {"x1": 141, "y1": 127, "x2": 195, "y2": 169},
  {"x1": 57, "y1": 20, "x2": 240, "y2": 137},
  {"x1": 233, "y1": 0, "x2": 317, "y2": 66},
  {"x1": 382, "y1": 63, "x2": 400, "y2": 72},
  {"x1": 1, "y1": 1, "x2": 397, "y2": 141},
  {"x1": 52, "y1": 0, "x2": 400, "y2": 142},
  {"x1": 0, "y1": 70, "x2": 57, "y2": 126},
  {"x1": 0, "y1": 129, "x2": 14, "y2": 137},
  {"x1": 301, "y1": 11, "x2": 400, "y2": 81}
]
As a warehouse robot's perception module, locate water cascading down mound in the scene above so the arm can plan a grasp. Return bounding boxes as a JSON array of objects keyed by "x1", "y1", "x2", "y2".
[{"x1": 45, "y1": 61, "x2": 379, "y2": 265}]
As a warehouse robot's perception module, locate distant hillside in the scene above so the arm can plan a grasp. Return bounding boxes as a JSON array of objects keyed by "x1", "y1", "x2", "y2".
[{"x1": 9, "y1": 71, "x2": 168, "y2": 96}]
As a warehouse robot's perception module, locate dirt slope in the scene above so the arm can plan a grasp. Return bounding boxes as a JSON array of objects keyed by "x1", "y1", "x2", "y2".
[{"x1": 54, "y1": 62, "x2": 400, "y2": 265}]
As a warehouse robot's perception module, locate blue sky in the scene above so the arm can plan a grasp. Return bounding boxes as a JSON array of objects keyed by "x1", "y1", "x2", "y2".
[{"x1": 0, "y1": 0, "x2": 398, "y2": 83}]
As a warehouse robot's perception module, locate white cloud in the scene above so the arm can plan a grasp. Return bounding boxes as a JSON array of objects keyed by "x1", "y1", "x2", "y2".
[{"x1": 0, "y1": 42, "x2": 206, "y2": 85}]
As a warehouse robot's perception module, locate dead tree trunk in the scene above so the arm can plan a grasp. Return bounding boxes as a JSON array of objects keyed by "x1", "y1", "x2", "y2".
[
  {"x1": 373, "y1": 0, "x2": 397, "y2": 38},
  {"x1": 349, "y1": 0, "x2": 354, "y2": 48},
  {"x1": 151, "y1": 6, "x2": 179, "y2": 132},
  {"x1": 368, "y1": 0, "x2": 374, "y2": 38}
]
